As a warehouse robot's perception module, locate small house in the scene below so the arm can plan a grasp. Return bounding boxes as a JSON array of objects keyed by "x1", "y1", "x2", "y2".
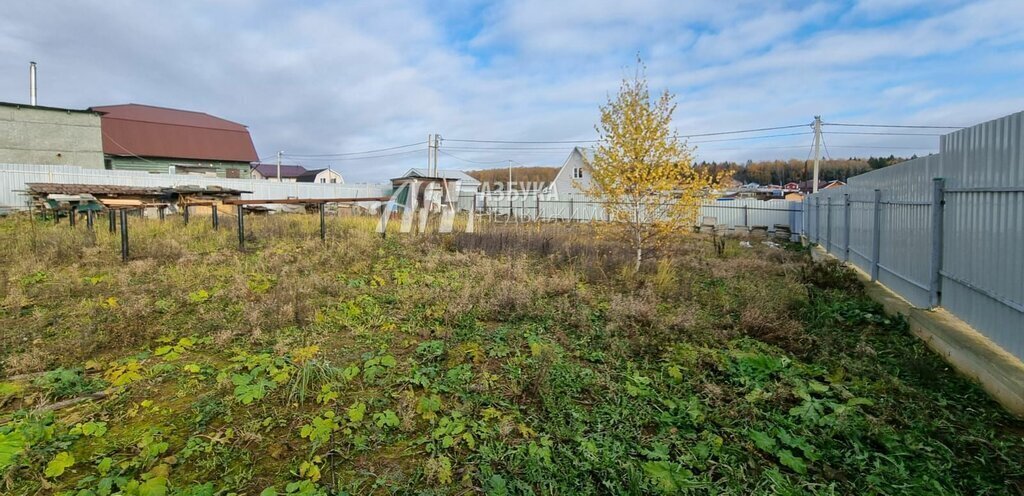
[{"x1": 547, "y1": 147, "x2": 594, "y2": 200}]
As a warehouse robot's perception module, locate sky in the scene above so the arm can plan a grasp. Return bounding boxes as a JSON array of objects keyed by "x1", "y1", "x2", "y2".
[{"x1": 2, "y1": 0, "x2": 1023, "y2": 183}]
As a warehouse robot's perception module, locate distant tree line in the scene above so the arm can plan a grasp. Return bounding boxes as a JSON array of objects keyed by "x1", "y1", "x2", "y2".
[
  {"x1": 465, "y1": 155, "x2": 913, "y2": 190},
  {"x1": 697, "y1": 155, "x2": 913, "y2": 185},
  {"x1": 467, "y1": 166, "x2": 560, "y2": 190}
]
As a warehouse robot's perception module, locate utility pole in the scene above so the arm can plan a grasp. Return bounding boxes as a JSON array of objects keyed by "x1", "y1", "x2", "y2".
[
  {"x1": 276, "y1": 151, "x2": 283, "y2": 182},
  {"x1": 427, "y1": 134, "x2": 433, "y2": 174},
  {"x1": 433, "y1": 134, "x2": 441, "y2": 176},
  {"x1": 812, "y1": 116, "x2": 822, "y2": 193}
]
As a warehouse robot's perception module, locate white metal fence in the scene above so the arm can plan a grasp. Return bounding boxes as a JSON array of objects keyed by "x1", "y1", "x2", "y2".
[
  {"x1": 474, "y1": 192, "x2": 803, "y2": 233},
  {"x1": 805, "y1": 110, "x2": 1024, "y2": 361},
  {"x1": 0, "y1": 163, "x2": 391, "y2": 210}
]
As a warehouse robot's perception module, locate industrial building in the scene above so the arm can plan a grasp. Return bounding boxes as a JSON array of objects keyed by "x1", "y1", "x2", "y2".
[{"x1": 0, "y1": 102, "x2": 105, "y2": 168}]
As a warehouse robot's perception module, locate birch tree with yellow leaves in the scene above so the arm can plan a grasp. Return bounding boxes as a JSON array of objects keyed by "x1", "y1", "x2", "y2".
[{"x1": 584, "y1": 64, "x2": 718, "y2": 270}]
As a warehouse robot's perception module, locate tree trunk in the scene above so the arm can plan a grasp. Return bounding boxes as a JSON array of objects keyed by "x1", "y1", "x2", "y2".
[{"x1": 635, "y1": 247, "x2": 642, "y2": 271}]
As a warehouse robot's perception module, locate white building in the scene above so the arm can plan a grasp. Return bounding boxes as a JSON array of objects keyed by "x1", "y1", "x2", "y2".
[
  {"x1": 251, "y1": 164, "x2": 344, "y2": 184},
  {"x1": 402, "y1": 168, "x2": 480, "y2": 197},
  {"x1": 547, "y1": 147, "x2": 595, "y2": 200}
]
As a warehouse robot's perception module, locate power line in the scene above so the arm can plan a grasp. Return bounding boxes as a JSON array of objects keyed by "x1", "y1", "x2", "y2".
[
  {"x1": 823, "y1": 122, "x2": 963, "y2": 129},
  {"x1": 682, "y1": 123, "x2": 811, "y2": 138},
  {"x1": 440, "y1": 145, "x2": 577, "y2": 151},
  {"x1": 443, "y1": 138, "x2": 599, "y2": 144},
  {"x1": 283, "y1": 141, "x2": 427, "y2": 157},
  {"x1": 442, "y1": 123, "x2": 812, "y2": 144},
  {"x1": 438, "y1": 150, "x2": 508, "y2": 165},
  {"x1": 689, "y1": 132, "x2": 812, "y2": 144},
  {"x1": 283, "y1": 149, "x2": 425, "y2": 162},
  {"x1": 824, "y1": 131, "x2": 944, "y2": 136},
  {"x1": 820, "y1": 131, "x2": 833, "y2": 161}
]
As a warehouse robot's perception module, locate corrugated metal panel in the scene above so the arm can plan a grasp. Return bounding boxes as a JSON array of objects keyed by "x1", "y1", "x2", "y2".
[
  {"x1": 807, "y1": 110, "x2": 1024, "y2": 361},
  {"x1": 92, "y1": 104, "x2": 259, "y2": 162},
  {"x1": 0, "y1": 163, "x2": 390, "y2": 209},
  {"x1": 939, "y1": 111, "x2": 1024, "y2": 359},
  {"x1": 477, "y1": 193, "x2": 802, "y2": 228}
]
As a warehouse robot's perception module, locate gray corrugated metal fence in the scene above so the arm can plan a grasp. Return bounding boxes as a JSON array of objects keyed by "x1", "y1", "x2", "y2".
[
  {"x1": 0, "y1": 163, "x2": 391, "y2": 209},
  {"x1": 806, "y1": 111, "x2": 1024, "y2": 361},
  {"x1": 476, "y1": 192, "x2": 803, "y2": 232}
]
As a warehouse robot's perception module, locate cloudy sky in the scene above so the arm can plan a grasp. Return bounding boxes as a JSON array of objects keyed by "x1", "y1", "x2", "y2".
[{"x1": 2, "y1": 0, "x2": 1022, "y2": 182}]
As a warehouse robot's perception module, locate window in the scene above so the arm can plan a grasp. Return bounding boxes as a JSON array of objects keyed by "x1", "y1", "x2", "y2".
[
  {"x1": 226, "y1": 168, "x2": 240, "y2": 179},
  {"x1": 573, "y1": 167, "x2": 584, "y2": 179},
  {"x1": 330, "y1": 178, "x2": 337, "y2": 183},
  {"x1": 104, "y1": 159, "x2": 113, "y2": 170},
  {"x1": 320, "y1": 178, "x2": 326, "y2": 183}
]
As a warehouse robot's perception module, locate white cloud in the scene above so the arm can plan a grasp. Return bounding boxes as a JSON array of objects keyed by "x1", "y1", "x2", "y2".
[{"x1": 0, "y1": 0, "x2": 1021, "y2": 180}]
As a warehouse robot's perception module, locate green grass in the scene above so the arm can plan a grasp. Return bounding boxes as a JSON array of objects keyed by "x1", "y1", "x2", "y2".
[{"x1": 0, "y1": 214, "x2": 1021, "y2": 495}]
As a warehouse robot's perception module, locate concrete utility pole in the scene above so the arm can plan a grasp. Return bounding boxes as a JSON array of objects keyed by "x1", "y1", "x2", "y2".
[
  {"x1": 276, "y1": 151, "x2": 283, "y2": 182},
  {"x1": 427, "y1": 134, "x2": 433, "y2": 174},
  {"x1": 812, "y1": 116, "x2": 822, "y2": 193},
  {"x1": 433, "y1": 134, "x2": 441, "y2": 176}
]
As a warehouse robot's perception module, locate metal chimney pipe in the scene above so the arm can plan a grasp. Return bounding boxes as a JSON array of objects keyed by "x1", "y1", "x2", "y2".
[{"x1": 29, "y1": 62, "x2": 37, "y2": 105}]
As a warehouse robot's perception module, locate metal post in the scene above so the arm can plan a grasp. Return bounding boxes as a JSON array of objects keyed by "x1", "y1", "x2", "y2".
[
  {"x1": 119, "y1": 209, "x2": 129, "y2": 262},
  {"x1": 569, "y1": 197, "x2": 575, "y2": 221},
  {"x1": 211, "y1": 205, "x2": 219, "y2": 230},
  {"x1": 743, "y1": 204, "x2": 749, "y2": 227},
  {"x1": 825, "y1": 196, "x2": 832, "y2": 252},
  {"x1": 69, "y1": 209, "x2": 76, "y2": 227},
  {"x1": 814, "y1": 197, "x2": 820, "y2": 243},
  {"x1": 108, "y1": 210, "x2": 116, "y2": 233},
  {"x1": 871, "y1": 189, "x2": 881, "y2": 282},
  {"x1": 236, "y1": 205, "x2": 245, "y2": 249},
  {"x1": 535, "y1": 193, "x2": 540, "y2": 221},
  {"x1": 319, "y1": 202, "x2": 326, "y2": 241},
  {"x1": 86, "y1": 209, "x2": 94, "y2": 230},
  {"x1": 159, "y1": 206, "x2": 165, "y2": 221},
  {"x1": 929, "y1": 178, "x2": 945, "y2": 308},
  {"x1": 183, "y1": 204, "x2": 189, "y2": 225},
  {"x1": 842, "y1": 193, "x2": 851, "y2": 261}
]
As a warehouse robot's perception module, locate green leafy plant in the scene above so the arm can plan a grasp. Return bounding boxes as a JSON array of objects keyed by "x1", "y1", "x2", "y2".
[
  {"x1": 299, "y1": 411, "x2": 340, "y2": 447},
  {"x1": 44, "y1": 451, "x2": 75, "y2": 478},
  {"x1": 34, "y1": 368, "x2": 104, "y2": 400}
]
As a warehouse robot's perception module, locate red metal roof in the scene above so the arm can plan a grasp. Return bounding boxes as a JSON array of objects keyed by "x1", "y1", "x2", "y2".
[{"x1": 91, "y1": 104, "x2": 259, "y2": 163}]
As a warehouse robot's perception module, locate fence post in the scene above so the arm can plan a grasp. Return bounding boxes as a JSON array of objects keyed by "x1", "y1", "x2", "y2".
[
  {"x1": 119, "y1": 209, "x2": 129, "y2": 262},
  {"x1": 535, "y1": 194, "x2": 540, "y2": 220},
  {"x1": 569, "y1": 197, "x2": 575, "y2": 222},
  {"x1": 69, "y1": 209, "x2": 76, "y2": 228},
  {"x1": 108, "y1": 210, "x2": 116, "y2": 233},
  {"x1": 929, "y1": 178, "x2": 945, "y2": 308},
  {"x1": 870, "y1": 189, "x2": 882, "y2": 281},
  {"x1": 86, "y1": 209, "x2": 95, "y2": 230},
  {"x1": 159, "y1": 206, "x2": 165, "y2": 222},
  {"x1": 236, "y1": 205, "x2": 245, "y2": 250},
  {"x1": 842, "y1": 193, "x2": 851, "y2": 261},
  {"x1": 814, "y1": 197, "x2": 820, "y2": 243},
  {"x1": 211, "y1": 205, "x2": 219, "y2": 230},
  {"x1": 183, "y1": 204, "x2": 190, "y2": 225},
  {"x1": 743, "y1": 204, "x2": 749, "y2": 227},
  {"x1": 319, "y1": 202, "x2": 326, "y2": 241},
  {"x1": 825, "y1": 196, "x2": 832, "y2": 251}
]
